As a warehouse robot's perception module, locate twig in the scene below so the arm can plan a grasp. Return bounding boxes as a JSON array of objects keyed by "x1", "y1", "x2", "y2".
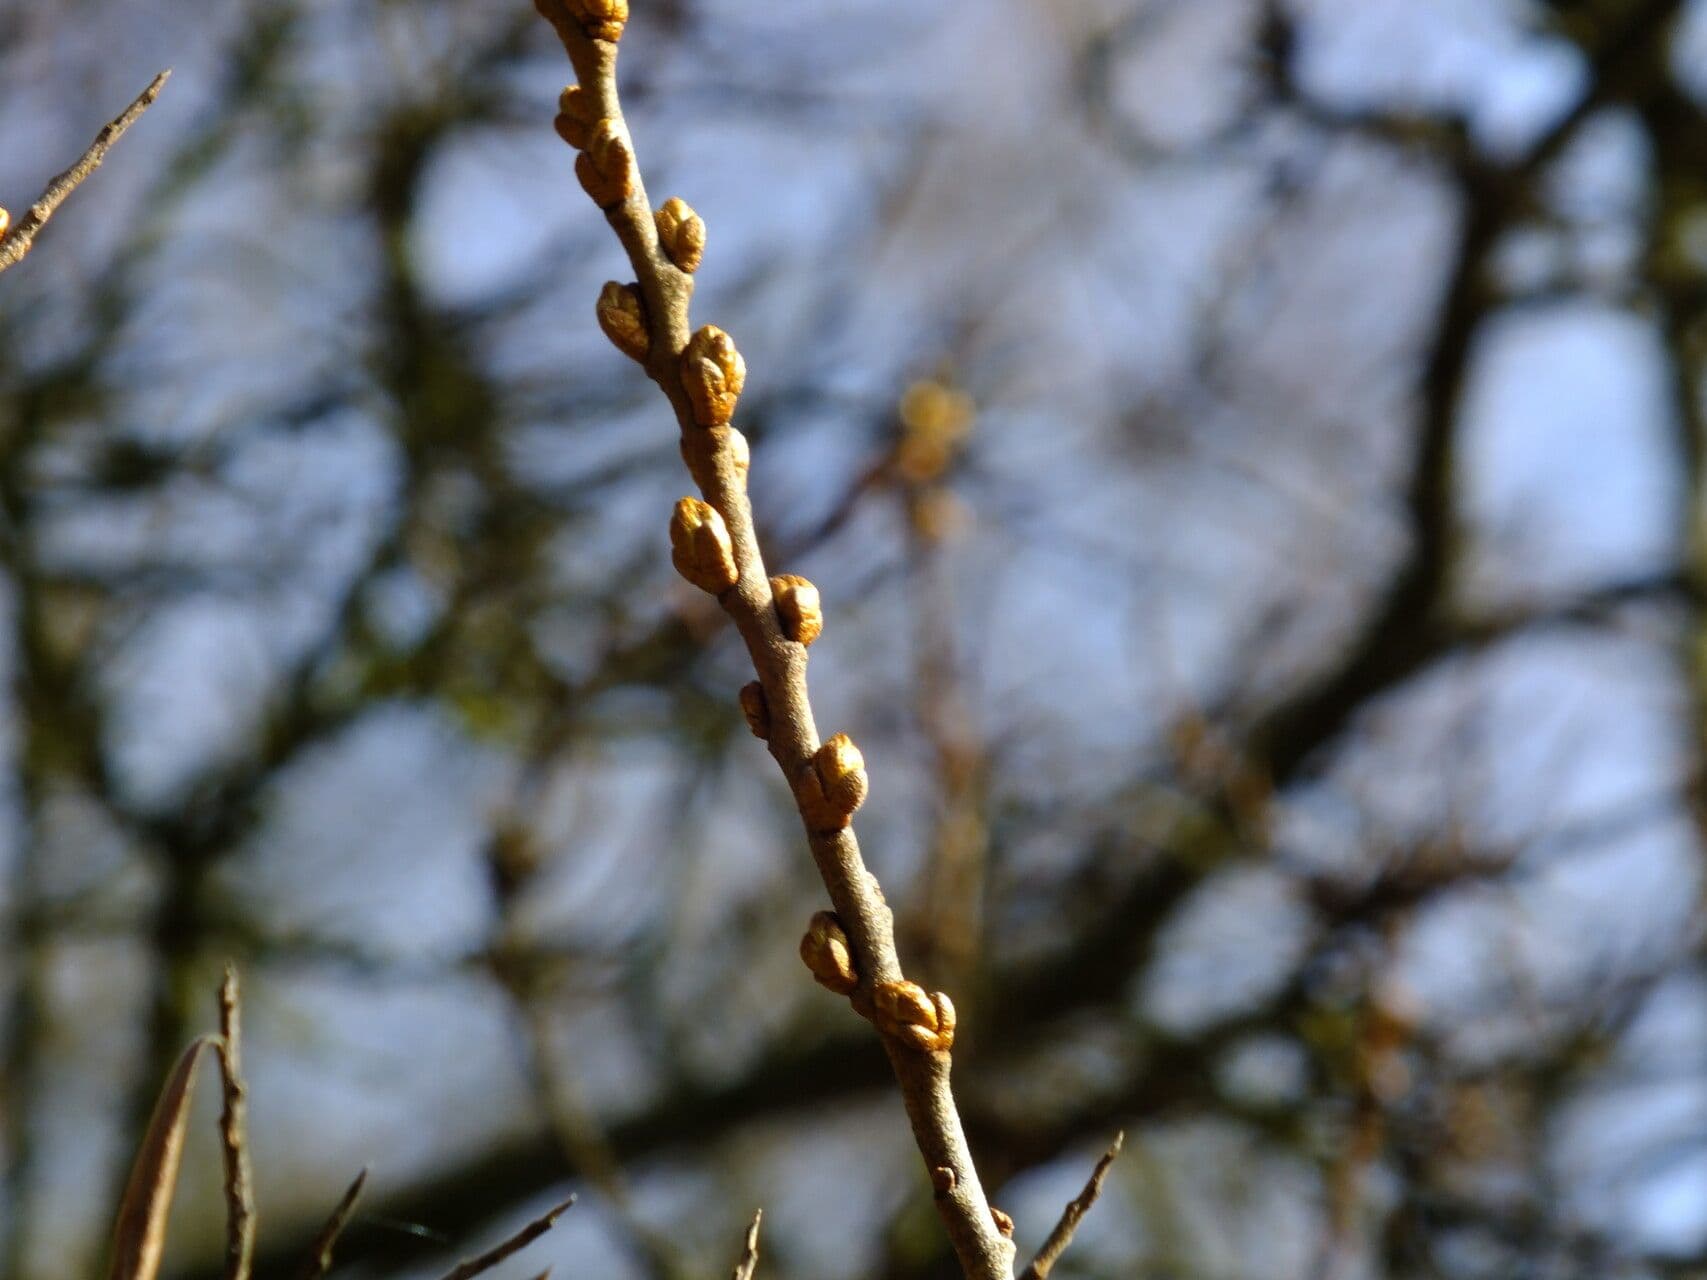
[
  {"x1": 294, "y1": 1167, "x2": 369, "y2": 1280},
  {"x1": 0, "y1": 70, "x2": 171, "y2": 275},
  {"x1": 1017, "y1": 1133, "x2": 1125, "y2": 1280},
  {"x1": 216, "y1": 967, "x2": 257, "y2": 1280},
  {"x1": 434, "y1": 1194, "x2": 576, "y2": 1280},
  {"x1": 730, "y1": 1209, "x2": 762, "y2": 1280},
  {"x1": 532, "y1": 5, "x2": 1016, "y2": 1275}
]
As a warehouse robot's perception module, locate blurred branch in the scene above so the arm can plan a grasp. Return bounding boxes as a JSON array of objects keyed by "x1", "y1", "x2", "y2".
[
  {"x1": 433, "y1": 1195, "x2": 574, "y2": 1280},
  {"x1": 1247, "y1": 0, "x2": 1688, "y2": 785},
  {"x1": 728, "y1": 1210, "x2": 761, "y2": 1280},
  {"x1": 293, "y1": 1168, "x2": 367, "y2": 1280}
]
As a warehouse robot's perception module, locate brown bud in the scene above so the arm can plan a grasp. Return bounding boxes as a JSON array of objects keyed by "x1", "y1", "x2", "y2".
[
  {"x1": 738, "y1": 681, "x2": 770, "y2": 739},
  {"x1": 596, "y1": 282, "x2": 649, "y2": 362},
  {"x1": 931, "y1": 1166, "x2": 957, "y2": 1197},
  {"x1": 770, "y1": 575, "x2": 823, "y2": 647},
  {"x1": 681, "y1": 325, "x2": 746, "y2": 427},
  {"x1": 576, "y1": 119, "x2": 634, "y2": 209},
  {"x1": 654, "y1": 196, "x2": 706, "y2": 273},
  {"x1": 873, "y1": 980, "x2": 956, "y2": 1052},
  {"x1": 799, "y1": 910, "x2": 858, "y2": 994},
  {"x1": 566, "y1": 0, "x2": 627, "y2": 41},
  {"x1": 669, "y1": 497, "x2": 738, "y2": 594},
  {"x1": 990, "y1": 1207, "x2": 1015, "y2": 1239},
  {"x1": 796, "y1": 733, "x2": 867, "y2": 830},
  {"x1": 554, "y1": 84, "x2": 594, "y2": 150}
]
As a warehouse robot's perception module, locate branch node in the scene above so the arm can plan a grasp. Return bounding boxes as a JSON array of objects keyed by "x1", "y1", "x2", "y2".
[{"x1": 872, "y1": 981, "x2": 956, "y2": 1054}]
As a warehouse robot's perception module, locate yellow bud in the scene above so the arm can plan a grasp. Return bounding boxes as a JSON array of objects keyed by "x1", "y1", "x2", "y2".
[
  {"x1": 654, "y1": 197, "x2": 706, "y2": 273},
  {"x1": 873, "y1": 980, "x2": 955, "y2": 1052},
  {"x1": 897, "y1": 379, "x2": 975, "y2": 484},
  {"x1": 738, "y1": 681, "x2": 769, "y2": 739},
  {"x1": 669, "y1": 497, "x2": 738, "y2": 595},
  {"x1": 877, "y1": 979, "x2": 934, "y2": 1026},
  {"x1": 0, "y1": 208, "x2": 10, "y2": 238},
  {"x1": 799, "y1": 910, "x2": 858, "y2": 994},
  {"x1": 596, "y1": 281, "x2": 649, "y2": 361},
  {"x1": 565, "y1": 0, "x2": 627, "y2": 41},
  {"x1": 796, "y1": 732, "x2": 867, "y2": 830},
  {"x1": 770, "y1": 575, "x2": 823, "y2": 647},
  {"x1": 554, "y1": 84, "x2": 594, "y2": 150},
  {"x1": 575, "y1": 119, "x2": 634, "y2": 209},
  {"x1": 681, "y1": 325, "x2": 746, "y2": 427},
  {"x1": 991, "y1": 1208, "x2": 1015, "y2": 1239}
]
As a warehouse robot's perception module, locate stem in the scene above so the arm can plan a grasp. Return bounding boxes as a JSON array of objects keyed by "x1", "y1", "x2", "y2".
[{"x1": 532, "y1": 7, "x2": 1015, "y2": 1275}]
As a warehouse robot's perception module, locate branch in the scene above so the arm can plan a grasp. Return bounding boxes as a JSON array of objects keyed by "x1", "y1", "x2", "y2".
[
  {"x1": 730, "y1": 1209, "x2": 762, "y2": 1280},
  {"x1": 294, "y1": 1168, "x2": 368, "y2": 1280},
  {"x1": 1017, "y1": 1133, "x2": 1124, "y2": 1280},
  {"x1": 1245, "y1": 0, "x2": 1685, "y2": 785},
  {"x1": 215, "y1": 968, "x2": 256, "y2": 1280},
  {"x1": 0, "y1": 70, "x2": 171, "y2": 275},
  {"x1": 434, "y1": 1194, "x2": 575, "y2": 1280},
  {"x1": 531, "y1": 3, "x2": 1014, "y2": 1276}
]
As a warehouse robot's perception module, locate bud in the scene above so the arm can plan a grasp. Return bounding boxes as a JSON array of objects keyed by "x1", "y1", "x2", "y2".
[
  {"x1": 654, "y1": 197, "x2": 706, "y2": 273},
  {"x1": 873, "y1": 980, "x2": 956, "y2": 1052},
  {"x1": 799, "y1": 910, "x2": 858, "y2": 994},
  {"x1": 0, "y1": 208, "x2": 9, "y2": 238},
  {"x1": 738, "y1": 681, "x2": 770, "y2": 739},
  {"x1": 575, "y1": 119, "x2": 634, "y2": 209},
  {"x1": 991, "y1": 1208, "x2": 1015, "y2": 1239},
  {"x1": 566, "y1": 0, "x2": 627, "y2": 41},
  {"x1": 669, "y1": 497, "x2": 738, "y2": 594},
  {"x1": 681, "y1": 325, "x2": 746, "y2": 427},
  {"x1": 596, "y1": 281, "x2": 649, "y2": 362},
  {"x1": 554, "y1": 85, "x2": 594, "y2": 150},
  {"x1": 796, "y1": 733, "x2": 867, "y2": 830},
  {"x1": 727, "y1": 427, "x2": 750, "y2": 477},
  {"x1": 770, "y1": 575, "x2": 823, "y2": 647},
  {"x1": 897, "y1": 379, "x2": 975, "y2": 484}
]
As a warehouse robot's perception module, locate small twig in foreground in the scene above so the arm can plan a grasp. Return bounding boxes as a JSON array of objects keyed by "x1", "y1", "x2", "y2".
[
  {"x1": 434, "y1": 1194, "x2": 576, "y2": 1280},
  {"x1": 730, "y1": 1209, "x2": 763, "y2": 1280},
  {"x1": 1017, "y1": 1132, "x2": 1125, "y2": 1280},
  {"x1": 294, "y1": 1167, "x2": 369, "y2": 1280},
  {"x1": 216, "y1": 967, "x2": 256, "y2": 1280},
  {"x1": 0, "y1": 69, "x2": 171, "y2": 275}
]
